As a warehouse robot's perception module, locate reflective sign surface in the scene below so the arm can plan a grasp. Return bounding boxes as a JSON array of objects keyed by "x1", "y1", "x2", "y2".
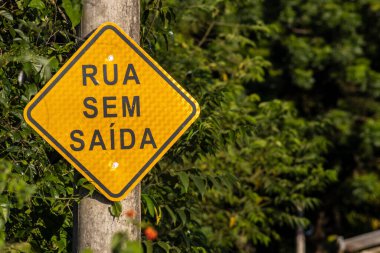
[{"x1": 24, "y1": 22, "x2": 200, "y2": 201}]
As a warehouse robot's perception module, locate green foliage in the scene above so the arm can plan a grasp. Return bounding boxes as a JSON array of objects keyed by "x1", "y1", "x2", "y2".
[
  {"x1": 199, "y1": 99, "x2": 336, "y2": 250},
  {"x1": 109, "y1": 202, "x2": 123, "y2": 218},
  {"x1": 138, "y1": 0, "x2": 335, "y2": 251},
  {"x1": 61, "y1": 0, "x2": 82, "y2": 28},
  {"x1": 2, "y1": 0, "x2": 378, "y2": 252},
  {"x1": 255, "y1": 0, "x2": 380, "y2": 249},
  {"x1": 112, "y1": 232, "x2": 144, "y2": 253},
  {"x1": 0, "y1": 160, "x2": 35, "y2": 249},
  {"x1": 0, "y1": 0, "x2": 80, "y2": 252}
]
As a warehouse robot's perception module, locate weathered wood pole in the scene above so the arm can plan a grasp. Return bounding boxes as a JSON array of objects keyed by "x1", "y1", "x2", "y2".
[
  {"x1": 296, "y1": 227, "x2": 306, "y2": 253},
  {"x1": 74, "y1": 1, "x2": 140, "y2": 252}
]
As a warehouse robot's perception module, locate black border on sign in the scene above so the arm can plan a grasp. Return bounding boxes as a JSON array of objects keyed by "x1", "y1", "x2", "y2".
[{"x1": 26, "y1": 25, "x2": 197, "y2": 198}]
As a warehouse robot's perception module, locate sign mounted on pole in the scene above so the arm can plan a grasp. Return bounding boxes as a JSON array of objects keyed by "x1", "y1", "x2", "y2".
[{"x1": 24, "y1": 22, "x2": 200, "y2": 201}]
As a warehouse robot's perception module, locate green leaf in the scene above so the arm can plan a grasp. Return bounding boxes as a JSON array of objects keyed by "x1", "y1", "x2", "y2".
[
  {"x1": 171, "y1": 246, "x2": 181, "y2": 253},
  {"x1": 61, "y1": 0, "x2": 82, "y2": 28},
  {"x1": 191, "y1": 175, "x2": 206, "y2": 195},
  {"x1": 164, "y1": 205, "x2": 177, "y2": 225},
  {"x1": 176, "y1": 208, "x2": 186, "y2": 225},
  {"x1": 192, "y1": 246, "x2": 208, "y2": 253},
  {"x1": 142, "y1": 194, "x2": 155, "y2": 217},
  {"x1": 0, "y1": 10, "x2": 13, "y2": 21},
  {"x1": 109, "y1": 201, "x2": 122, "y2": 217},
  {"x1": 25, "y1": 84, "x2": 37, "y2": 100},
  {"x1": 143, "y1": 240, "x2": 153, "y2": 253},
  {"x1": 28, "y1": 0, "x2": 45, "y2": 10},
  {"x1": 0, "y1": 204, "x2": 9, "y2": 222},
  {"x1": 178, "y1": 171, "x2": 189, "y2": 192},
  {"x1": 81, "y1": 182, "x2": 95, "y2": 194},
  {"x1": 14, "y1": 29, "x2": 29, "y2": 42},
  {"x1": 208, "y1": 176, "x2": 222, "y2": 190},
  {"x1": 125, "y1": 241, "x2": 143, "y2": 253},
  {"x1": 77, "y1": 178, "x2": 88, "y2": 186},
  {"x1": 157, "y1": 241, "x2": 170, "y2": 253},
  {"x1": 3, "y1": 242, "x2": 32, "y2": 252}
]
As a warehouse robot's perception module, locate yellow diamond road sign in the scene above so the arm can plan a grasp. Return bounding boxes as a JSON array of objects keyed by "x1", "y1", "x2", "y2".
[{"x1": 24, "y1": 22, "x2": 200, "y2": 201}]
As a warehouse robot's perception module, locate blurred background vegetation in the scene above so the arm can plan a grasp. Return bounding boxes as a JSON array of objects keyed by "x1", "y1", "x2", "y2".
[{"x1": 1, "y1": 0, "x2": 380, "y2": 252}]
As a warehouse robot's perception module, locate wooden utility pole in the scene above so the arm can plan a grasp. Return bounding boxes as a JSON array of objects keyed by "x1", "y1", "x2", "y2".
[
  {"x1": 74, "y1": 1, "x2": 140, "y2": 252},
  {"x1": 296, "y1": 227, "x2": 306, "y2": 253},
  {"x1": 296, "y1": 207, "x2": 306, "y2": 253}
]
